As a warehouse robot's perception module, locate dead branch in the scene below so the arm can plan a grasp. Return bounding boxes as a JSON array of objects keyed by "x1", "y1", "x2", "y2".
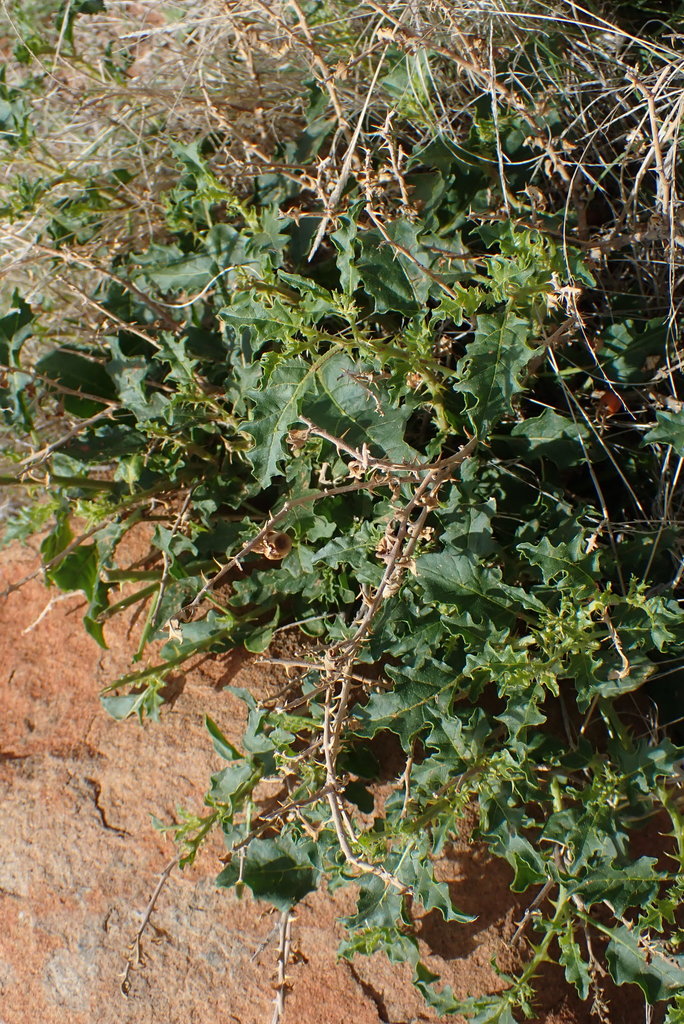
[
  {"x1": 120, "y1": 854, "x2": 180, "y2": 996},
  {"x1": 270, "y1": 908, "x2": 293, "y2": 1024}
]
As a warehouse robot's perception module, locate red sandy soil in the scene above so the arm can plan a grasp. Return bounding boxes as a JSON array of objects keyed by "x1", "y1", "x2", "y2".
[{"x1": 0, "y1": 537, "x2": 647, "y2": 1024}]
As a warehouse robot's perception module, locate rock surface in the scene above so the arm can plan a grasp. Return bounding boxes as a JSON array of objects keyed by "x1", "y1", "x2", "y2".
[{"x1": 0, "y1": 539, "x2": 642, "y2": 1024}]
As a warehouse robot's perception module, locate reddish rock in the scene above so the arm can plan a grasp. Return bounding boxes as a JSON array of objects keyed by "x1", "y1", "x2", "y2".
[{"x1": 0, "y1": 541, "x2": 642, "y2": 1023}]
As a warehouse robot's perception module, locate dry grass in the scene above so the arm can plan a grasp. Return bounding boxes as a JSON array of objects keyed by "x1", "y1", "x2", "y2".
[
  {"x1": 1, "y1": 0, "x2": 683, "y2": 467},
  {"x1": 1, "y1": 1, "x2": 681, "y2": 299}
]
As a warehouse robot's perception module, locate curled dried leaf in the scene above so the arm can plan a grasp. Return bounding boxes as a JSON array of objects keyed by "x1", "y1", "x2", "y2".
[
  {"x1": 286, "y1": 427, "x2": 310, "y2": 452},
  {"x1": 376, "y1": 531, "x2": 398, "y2": 561},
  {"x1": 166, "y1": 617, "x2": 183, "y2": 642}
]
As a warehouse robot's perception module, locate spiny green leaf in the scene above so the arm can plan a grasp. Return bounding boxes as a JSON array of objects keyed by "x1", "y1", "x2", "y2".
[
  {"x1": 412, "y1": 962, "x2": 461, "y2": 1016},
  {"x1": 101, "y1": 680, "x2": 164, "y2": 723},
  {"x1": 205, "y1": 715, "x2": 241, "y2": 761},
  {"x1": 106, "y1": 337, "x2": 168, "y2": 421},
  {"x1": 417, "y1": 550, "x2": 547, "y2": 624},
  {"x1": 217, "y1": 835, "x2": 321, "y2": 911},
  {"x1": 517, "y1": 533, "x2": 600, "y2": 592},
  {"x1": 453, "y1": 313, "x2": 538, "y2": 435},
  {"x1": 330, "y1": 209, "x2": 361, "y2": 295},
  {"x1": 240, "y1": 357, "x2": 323, "y2": 486},
  {"x1": 558, "y1": 924, "x2": 591, "y2": 1001},
  {"x1": 355, "y1": 679, "x2": 444, "y2": 747},
  {"x1": 510, "y1": 408, "x2": 590, "y2": 465},
  {"x1": 644, "y1": 411, "x2": 684, "y2": 456},
  {"x1": 355, "y1": 661, "x2": 461, "y2": 748},
  {"x1": 397, "y1": 845, "x2": 474, "y2": 923},
  {"x1": 338, "y1": 925, "x2": 419, "y2": 966},
  {"x1": 606, "y1": 926, "x2": 684, "y2": 1004},
  {"x1": 303, "y1": 352, "x2": 418, "y2": 464},
  {"x1": 218, "y1": 292, "x2": 300, "y2": 346},
  {"x1": 503, "y1": 834, "x2": 547, "y2": 891},
  {"x1": 130, "y1": 242, "x2": 216, "y2": 294},
  {"x1": 209, "y1": 761, "x2": 261, "y2": 810},
  {"x1": 357, "y1": 220, "x2": 431, "y2": 315},
  {"x1": 342, "y1": 872, "x2": 408, "y2": 932},
  {"x1": 566, "y1": 857, "x2": 661, "y2": 917}
]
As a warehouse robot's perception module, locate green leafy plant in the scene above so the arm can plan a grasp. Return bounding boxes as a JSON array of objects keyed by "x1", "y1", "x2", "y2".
[{"x1": 2, "y1": 1, "x2": 684, "y2": 1020}]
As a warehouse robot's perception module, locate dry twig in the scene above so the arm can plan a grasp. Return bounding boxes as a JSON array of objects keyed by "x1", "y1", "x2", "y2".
[
  {"x1": 270, "y1": 908, "x2": 293, "y2": 1024},
  {"x1": 120, "y1": 854, "x2": 180, "y2": 996}
]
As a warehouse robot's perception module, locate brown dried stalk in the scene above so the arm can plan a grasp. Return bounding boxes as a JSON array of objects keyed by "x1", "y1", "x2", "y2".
[
  {"x1": 120, "y1": 854, "x2": 180, "y2": 996},
  {"x1": 270, "y1": 908, "x2": 293, "y2": 1024},
  {"x1": 318, "y1": 436, "x2": 477, "y2": 886}
]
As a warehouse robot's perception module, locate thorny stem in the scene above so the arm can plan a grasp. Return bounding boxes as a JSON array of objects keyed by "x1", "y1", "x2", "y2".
[
  {"x1": 18, "y1": 407, "x2": 116, "y2": 468},
  {"x1": 0, "y1": 519, "x2": 115, "y2": 600},
  {"x1": 185, "y1": 477, "x2": 387, "y2": 610},
  {"x1": 318, "y1": 436, "x2": 477, "y2": 886},
  {"x1": 146, "y1": 489, "x2": 193, "y2": 631},
  {"x1": 271, "y1": 908, "x2": 293, "y2": 1024},
  {"x1": 186, "y1": 430, "x2": 476, "y2": 614},
  {"x1": 220, "y1": 785, "x2": 335, "y2": 866},
  {"x1": 399, "y1": 744, "x2": 415, "y2": 820}
]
